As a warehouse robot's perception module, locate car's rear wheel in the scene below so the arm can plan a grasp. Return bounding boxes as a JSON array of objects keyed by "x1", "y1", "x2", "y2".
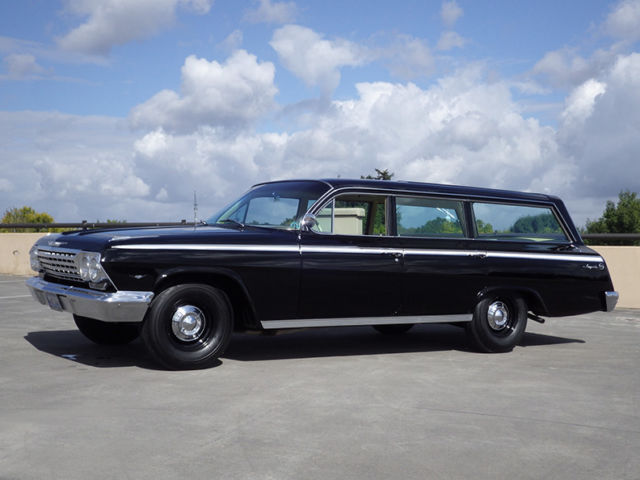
[
  {"x1": 73, "y1": 315, "x2": 140, "y2": 345},
  {"x1": 141, "y1": 284, "x2": 233, "y2": 370},
  {"x1": 465, "y1": 295, "x2": 527, "y2": 353},
  {"x1": 372, "y1": 323, "x2": 414, "y2": 334}
]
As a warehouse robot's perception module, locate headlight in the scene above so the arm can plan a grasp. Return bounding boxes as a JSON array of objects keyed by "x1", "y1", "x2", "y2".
[
  {"x1": 29, "y1": 246, "x2": 41, "y2": 272},
  {"x1": 76, "y1": 252, "x2": 109, "y2": 283}
]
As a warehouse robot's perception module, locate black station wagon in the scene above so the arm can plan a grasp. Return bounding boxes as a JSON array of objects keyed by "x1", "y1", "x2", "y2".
[{"x1": 27, "y1": 179, "x2": 618, "y2": 369}]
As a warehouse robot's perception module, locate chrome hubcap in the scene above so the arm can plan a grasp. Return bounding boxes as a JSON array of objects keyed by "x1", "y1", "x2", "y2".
[
  {"x1": 171, "y1": 305, "x2": 205, "y2": 342},
  {"x1": 487, "y1": 301, "x2": 510, "y2": 331}
]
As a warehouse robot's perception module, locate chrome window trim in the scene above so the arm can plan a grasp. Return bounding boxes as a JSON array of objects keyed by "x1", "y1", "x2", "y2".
[
  {"x1": 261, "y1": 313, "x2": 472, "y2": 329},
  {"x1": 395, "y1": 194, "x2": 468, "y2": 239},
  {"x1": 111, "y1": 243, "x2": 604, "y2": 263},
  {"x1": 305, "y1": 186, "x2": 576, "y2": 244},
  {"x1": 309, "y1": 191, "x2": 390, "y2": 237}
]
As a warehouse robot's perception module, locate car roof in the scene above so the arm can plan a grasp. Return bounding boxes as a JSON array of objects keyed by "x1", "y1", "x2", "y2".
[{"x1": 253, "y1": 178, "x2": 557, "y2": 204}]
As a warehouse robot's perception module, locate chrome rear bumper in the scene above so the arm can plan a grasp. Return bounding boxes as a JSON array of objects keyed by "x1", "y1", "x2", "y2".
[
  {"x1": 605, "y1": 291, "x2": 619, "y2": 312},
  {"x1": 26, "y1": 277, "x2": 153, "y2": 323}
]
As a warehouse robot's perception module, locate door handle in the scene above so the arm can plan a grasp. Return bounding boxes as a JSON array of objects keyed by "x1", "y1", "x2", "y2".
[{"x1": 469, "y1": 251, "x2": 487, "y2": 259}]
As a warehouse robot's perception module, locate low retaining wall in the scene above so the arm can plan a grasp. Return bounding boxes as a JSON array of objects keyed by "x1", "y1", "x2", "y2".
[
  {"x1": 590, "y1": 246, "x2": 640, "y2": 309},
  {"x1": 0, "y1": 233, "x2": 52, "y2": 276},
  {"x1": 3, "y1": 233, "x2": 638, "y2": 309}
]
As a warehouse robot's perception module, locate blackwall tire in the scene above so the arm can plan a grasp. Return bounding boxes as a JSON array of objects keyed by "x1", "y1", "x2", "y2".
[
  {"x1": 73, "y1": 315, "x2": 140, "y2": 345},
  {"x1": 141, "y1": 284, "x2": 233, "y2": 370},
  {"x1": 373, "y1": 323, "x2": 414, "y2": 334},
  {"x1": 465, "y1": 295, "x2": 527, "y2": 353}
]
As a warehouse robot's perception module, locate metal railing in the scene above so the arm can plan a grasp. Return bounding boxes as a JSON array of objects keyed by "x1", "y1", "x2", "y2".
[
  {"x1": 0, "y1": 220, "x2": 188, "y2": 231},
  {"x1": 581, "y1": 233, "x2": 640, "y2": 241}
]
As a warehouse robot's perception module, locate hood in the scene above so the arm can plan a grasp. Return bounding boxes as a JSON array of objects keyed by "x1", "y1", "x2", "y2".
[{"x1": 34, "y1": 225, "x2": 296, "y2": 251}]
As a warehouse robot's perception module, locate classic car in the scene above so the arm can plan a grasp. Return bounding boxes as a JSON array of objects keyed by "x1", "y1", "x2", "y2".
[{"x1": 26, "y1": 178, "x2": 619, "y2": 369}]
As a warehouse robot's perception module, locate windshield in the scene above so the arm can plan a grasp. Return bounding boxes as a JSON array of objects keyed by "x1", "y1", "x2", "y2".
[{"x1": 208, "y1": 181, "x2": 331, "y2": 230}]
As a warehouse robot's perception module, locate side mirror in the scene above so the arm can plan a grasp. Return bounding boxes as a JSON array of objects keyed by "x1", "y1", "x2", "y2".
[{"x1": 300, "y1": 214, "x2": 319, "y2": 232}]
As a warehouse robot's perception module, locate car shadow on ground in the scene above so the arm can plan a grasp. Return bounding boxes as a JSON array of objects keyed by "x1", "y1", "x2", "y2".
[
  {"x1": 24, "y1": 324, "x2": 585, "y2": 368},
  {"x1": 24, "y1": 330, "x2": 162, "y2": 370},
  {"x1": 225, "y1": 324, "x2": 585, "y2": 361}
]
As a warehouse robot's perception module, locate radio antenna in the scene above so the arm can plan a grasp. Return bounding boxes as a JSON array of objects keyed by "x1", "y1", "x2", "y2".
[{"x1": 193, "y1": 190, "x2": 198, "y2": 227}]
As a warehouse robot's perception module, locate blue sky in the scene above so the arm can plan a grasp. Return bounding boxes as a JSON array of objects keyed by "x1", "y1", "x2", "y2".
[{"x1": 1, "y1": 0, "x2": 639, "y2": 225}]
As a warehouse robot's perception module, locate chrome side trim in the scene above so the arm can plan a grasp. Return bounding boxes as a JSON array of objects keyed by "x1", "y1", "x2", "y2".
[
  {"x1": 261, "y1": 314, "x2": 471, "y2": 329},
  {"x1": 110, "y1": 243, "x2": 603, "y2": 262},
  {"x1": 302, "y1": 245, "x2": 404, "y2": 255},
  {"x1": 112, "y1": 244, "x2": 300, "y2": 253},
  {"x1": 485, "y1": 251, "x2": 603, "y2": 262},
  {"x1": 26, "y1": 277, "x2": 153, "y2": 323},
  {"x1": 403, "y1": 249, "x2": 483, "y2": 258},
  {"x1": 605, "y1": 291, "x2": 619, "y2": 312}
]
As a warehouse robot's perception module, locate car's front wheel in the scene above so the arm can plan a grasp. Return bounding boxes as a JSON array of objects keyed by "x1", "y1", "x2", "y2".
[
  {"x1": 141, "y1": 284, "x2": 233, "y2": 370},
  {"x1": 465, "y1": 295, "x2": 527, "y2": 353},
  {"x1": 73, "y1": 315, "x2": 140, "y2": 345}
]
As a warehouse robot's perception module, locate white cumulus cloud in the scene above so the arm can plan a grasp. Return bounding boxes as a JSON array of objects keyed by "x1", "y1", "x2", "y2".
[
  {"x1": 558, "y1": 52, "x2": 640, "y2": 200},
  {"x1": 244, "y1": 0, "x2": 298, "y2": 24},
  {"x1": 57, "y1": 0, "x2": 212, "y2": 56},
  {"x1": 441, "y1": 1, "x2": 463, "y2": 27},
  {"x1": 604, "y1": 0, "x2": 640, "y2": 42},
  {"x1": 270, "y1": 25, "x2": 368, "y2": 95},
  {"x1": 436, "y1": 31, "x2": 466, "y2": 51},
  {"x1": 385, "y1": 36, "x2": 435, "y2": 79},
  {"x1": 129, "y1": 50, "x2": 277, "y2": 132},
  {"x1": 2, "y1": 53, "x2": 45, "y2": 79},
  {"x1": 532, "y1": 47, "x2": 618, "y2": 88}
]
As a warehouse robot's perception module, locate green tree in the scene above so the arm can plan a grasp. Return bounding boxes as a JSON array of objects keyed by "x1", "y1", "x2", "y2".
[
  {"x1": 399, "y1": 217, "x2": 463, "y2": 236},
  {"x1": 475, "y1": 219, "x2": 494, "y2": 234},
  {"x1": 1, "y1": 206, "x2": 55, "y2": 232},
  {"x1": 585, "y1": 190, "x2": 640, "y2": 245},
  {"x1": 511, "y1": 213, "x2": 561, "y2": 234},
  {"x1": 361, "y1": 168, "x2": 394, "y2": 180}
]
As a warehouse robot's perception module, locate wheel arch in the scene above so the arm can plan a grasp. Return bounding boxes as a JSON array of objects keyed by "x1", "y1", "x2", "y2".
[
  {"x1": 152, "y1": 267, "x2": 259, "y2": 330},
  {"x1": 477, "y1": 286, "x2": 549, "y2": 316}
]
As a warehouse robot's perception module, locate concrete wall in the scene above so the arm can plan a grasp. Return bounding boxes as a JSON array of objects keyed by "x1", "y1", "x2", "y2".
[
  {"x1": 3, "y1": 233, "x2": 638, "y2": 308},
  {"x1": 0, "y1": 233, "x2": 51, "y2": 276},
  {"x1": 590, "y1": 246, "x2": 640, "y2": 309}
]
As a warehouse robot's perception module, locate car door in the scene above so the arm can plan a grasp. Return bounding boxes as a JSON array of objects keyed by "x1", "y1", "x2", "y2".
[
  {"x1": 297, "y1": 192, "x2": 404, "y2": 319},
  {"x1": 394, "y1": 195, "x2": 484, "y2": 316}
]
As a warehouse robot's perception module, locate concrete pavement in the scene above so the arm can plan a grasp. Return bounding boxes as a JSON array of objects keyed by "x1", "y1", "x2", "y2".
[{"x1": 1, "y1": 274, "x2": 639, "y2": 479}]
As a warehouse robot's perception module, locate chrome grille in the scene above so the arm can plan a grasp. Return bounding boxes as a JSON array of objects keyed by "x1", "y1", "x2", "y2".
[{"x1": 37, "y1": 248, "x2": 82, "y2": 282}]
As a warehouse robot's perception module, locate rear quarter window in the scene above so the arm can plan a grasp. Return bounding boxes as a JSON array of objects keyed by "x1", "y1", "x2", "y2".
[{"x1": 473, "y1": 202, "x2": 568, "y2": 242}]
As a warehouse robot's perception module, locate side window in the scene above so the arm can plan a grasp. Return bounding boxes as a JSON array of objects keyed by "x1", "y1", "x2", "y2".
[
  {"x1": 245, "y1": 197, "x2": 299, "y2": 227},
  {"x1": 473, "y1": 202, "x2": 568, "y2": 242},
  {"x1": 396, "y1": 197, "x2": 466, "y2": 237},
  {"x1": 313, "y1": 194, "x2": 387, "y2": 235}
]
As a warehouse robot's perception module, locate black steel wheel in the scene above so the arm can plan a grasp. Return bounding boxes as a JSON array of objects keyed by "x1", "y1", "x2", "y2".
[
  {"x1": 465, "y1": 295, "x2": 527, "y2": 353},
  {"x1": 141, "y1": 284, "x2": 233, "y2": 370},
  {"x1": 372, "y1": 323, "x2": 414, "y2": 334},
  {"x1": 73, "y1": 315, "x2": 140, "y2": 345}
]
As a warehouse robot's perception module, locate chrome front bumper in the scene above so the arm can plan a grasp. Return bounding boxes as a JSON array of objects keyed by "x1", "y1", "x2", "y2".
[
  {"x1": 605, "y1": 291, "x2": 619, "y2": 312},
  {"x1": 26, "y1": 277, "x2": 154, "y2": 323}
]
